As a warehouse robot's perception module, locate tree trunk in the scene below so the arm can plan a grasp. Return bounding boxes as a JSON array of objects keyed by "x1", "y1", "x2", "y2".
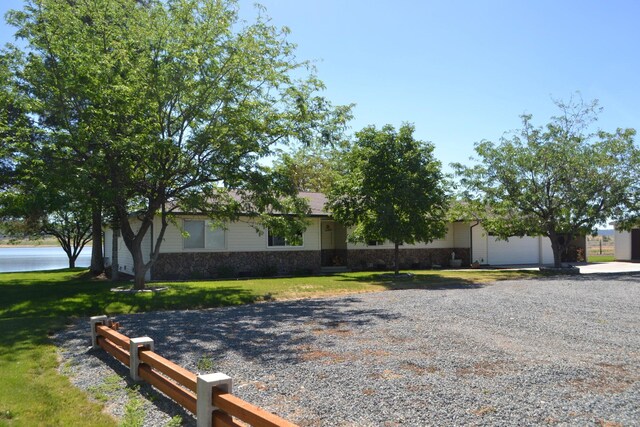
[
  {"x1": 131, "y1": 239, "x2": 147, "y2": 290},
  {"x1": 68, "y1": 257, "x2": 76, "y2": 268},
  {"x1": 394, "y1": 242, "x2": 400, "y2": 275},
  {"x1": 549, "y1": 230, "x2": 563, "y2": 268},
  {"x1": 133, "y1": 266, "x2": 146, "y2": 289},
  {"x1": 111, "y1": 228, "x2": 119, "y2": 281},
  {"x1": 90, "y1": 204, "x2": 104, "y2": 275}
]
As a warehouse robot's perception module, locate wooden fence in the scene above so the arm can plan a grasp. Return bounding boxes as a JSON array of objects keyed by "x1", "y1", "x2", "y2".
[{"x1": 90, "y1": 315, "x2": 298, "y2": 427}]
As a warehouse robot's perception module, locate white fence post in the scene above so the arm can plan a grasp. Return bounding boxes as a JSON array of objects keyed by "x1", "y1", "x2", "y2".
[
  {"x1": 197, "y1": 373, "x2": 233, "y2": 427},
  {"x1": 129, "y1": 337, "x2": 154, "y2": 381},
  {"x1": 89, "y1": 315, "x2": 109, "y2": 349}
]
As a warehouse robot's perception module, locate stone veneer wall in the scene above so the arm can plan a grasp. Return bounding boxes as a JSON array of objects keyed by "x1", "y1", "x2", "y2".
[
  {"x1": 152, "y1": 251, "x2": 322, "y2": 280},
  {"x1": 347, "y1": 248, "x2": 470, "y2": 271}
]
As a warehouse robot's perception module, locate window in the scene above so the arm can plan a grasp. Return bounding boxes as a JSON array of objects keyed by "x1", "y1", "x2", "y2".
[
  {"x1": 183, "y1": 220, "x2": 225, "y2": 249},
  {"x1": 367, "y1": 240, "x2": 384, "y2": 246},
  {"x1": 268, "y1": 229, "x2": 303, "y2": 247}
]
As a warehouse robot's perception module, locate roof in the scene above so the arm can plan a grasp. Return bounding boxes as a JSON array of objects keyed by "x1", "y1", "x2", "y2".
[
  {"x1": 299, "y1": 192, "x2": 329, "y2": 216},
  {"x1": 165, "y1": 191, "x2": 330, "y2": 217}
]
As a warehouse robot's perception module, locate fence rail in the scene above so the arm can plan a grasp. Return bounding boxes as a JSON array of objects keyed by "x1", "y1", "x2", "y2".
[{"x1": 90, "y1": 315, "x2": 298, "y2": 427}]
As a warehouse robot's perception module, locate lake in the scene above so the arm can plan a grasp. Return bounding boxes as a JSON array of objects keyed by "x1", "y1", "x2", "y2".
[{"x1": 0, "y1": 246, "x2": 92, "y2": 273}]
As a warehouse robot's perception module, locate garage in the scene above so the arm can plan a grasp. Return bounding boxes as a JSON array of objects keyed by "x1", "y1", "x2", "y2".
[
  {"x1": 472, "y1": 225, "x2": 555, "y2": 265},
  {"x1": 487, "y1": 236, "x2": 541, "y2": 265}
]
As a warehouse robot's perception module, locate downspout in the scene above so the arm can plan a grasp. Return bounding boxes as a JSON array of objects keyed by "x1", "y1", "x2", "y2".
[{"x1": 470, "y1": 221, "x2": 480, "y2": 265}]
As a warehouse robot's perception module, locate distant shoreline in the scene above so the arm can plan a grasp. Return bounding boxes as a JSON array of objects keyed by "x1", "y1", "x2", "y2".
[{"x1": 0, "y1": 244, "x2": 93, "y2": 249}]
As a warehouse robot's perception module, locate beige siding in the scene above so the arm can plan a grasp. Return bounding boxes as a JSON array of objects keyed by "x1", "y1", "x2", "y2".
[
  {"x1": 615, "y1": 229, "x2": 631, "y2": 260},
  {"x1": 156, "y1": 215, "x2": 321, "y2": 253},
  {"x1": 346, "y1": 223, "x2": 456, "y2": 250},
  {"x1": 471, "y1": 224, "x2": 489, "y2": 264},
  {"x1": 453, "y1": 222, "x2": 470, "y2": 247}
]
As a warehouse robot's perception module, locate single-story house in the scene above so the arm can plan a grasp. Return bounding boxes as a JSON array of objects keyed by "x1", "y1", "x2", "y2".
[
  {"x1": 613, "y1": 228, "x2": 640, "y2": 261},
  {"x1": 104, "y1": 192, "x2": 585, "y2": 280}
]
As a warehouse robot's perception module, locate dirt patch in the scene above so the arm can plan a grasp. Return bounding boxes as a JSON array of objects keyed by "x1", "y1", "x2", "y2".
[
  {"x1": 456, "y1": 360, "x2": 512, "y2": 378},
  {"x1": 296, "y1": 345, "x2": 353, "y2": 364},
  {"x1": 400, "y1": 361, "x2": 439, "y2": 375},
  {"x1": 569, "y1": 363, "x2": 638, "y2": 394}
]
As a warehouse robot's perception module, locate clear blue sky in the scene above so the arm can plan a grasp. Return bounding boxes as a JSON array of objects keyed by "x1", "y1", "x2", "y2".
[{"x1": 2, "y1": 0, "x2": 639, "y2": 171}]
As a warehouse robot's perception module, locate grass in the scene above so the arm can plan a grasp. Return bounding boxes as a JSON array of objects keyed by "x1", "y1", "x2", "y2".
[
  {"x1": 0, "y1": 267, "x2": 540, "y2": 425},
  {"x1": 588, "y1": 255, "x2": 615, "y2": 262},
  {"x1": 0, "y1": 236, "x2": 63, "y2": 247}
]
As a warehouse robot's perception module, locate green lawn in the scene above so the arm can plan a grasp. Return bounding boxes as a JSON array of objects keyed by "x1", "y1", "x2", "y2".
[
  {"x1": 587, "y1": 254, "x2": 615, "y2": 262},
  {"x1": 0, "y1": 267, "x2": 540, "y2": 426}
]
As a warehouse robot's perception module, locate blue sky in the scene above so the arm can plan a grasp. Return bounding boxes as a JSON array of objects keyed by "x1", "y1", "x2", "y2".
[{"x1": 2, "y1": 0, "x2": 639, "y2": 172}]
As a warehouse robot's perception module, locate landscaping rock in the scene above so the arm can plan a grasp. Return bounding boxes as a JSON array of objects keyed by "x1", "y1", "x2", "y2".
[{"x1": 56, "y1": 274, "x2": 640, "y2": 426}]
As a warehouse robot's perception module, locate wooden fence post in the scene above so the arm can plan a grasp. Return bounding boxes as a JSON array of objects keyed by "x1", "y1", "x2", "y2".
[{"x1": 197, "y1": 373, "x2": 232, "y2": 427}]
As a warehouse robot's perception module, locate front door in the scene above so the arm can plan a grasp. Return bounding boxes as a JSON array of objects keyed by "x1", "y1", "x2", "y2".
[
  {"x1": 631, "y1": 229, "x2": 640, "y2": 260},
  {"x1": 320, "y1": 220, "x2": 347, "y2": 266}
]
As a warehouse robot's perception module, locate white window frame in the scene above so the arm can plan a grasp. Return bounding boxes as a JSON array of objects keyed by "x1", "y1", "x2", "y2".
[
  {"x1": 182, "y1": 219, "x2": 226, "y2": 250},
  {"x1": 267, "y1": 229, "x2": 304, "y2": 248}
]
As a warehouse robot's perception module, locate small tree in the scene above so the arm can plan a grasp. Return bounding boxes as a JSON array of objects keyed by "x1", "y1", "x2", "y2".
[
  {"x1": 0, "y1": 152, "x2": 94, "y2": 269},
  {"x1": 454, "y1": 97, "x2": 638, "y2": 267},
  {"x1": 327, "y1": 124, "x2": 449, "y2": 275}
]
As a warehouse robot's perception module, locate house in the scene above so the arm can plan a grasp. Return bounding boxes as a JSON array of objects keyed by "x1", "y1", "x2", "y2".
[
  {"x1": 104, "y1": 192, "x2": 584, "y2": 280},
  {"x1": 613, "y1": 228, "x2": 640, "y2": 261}
]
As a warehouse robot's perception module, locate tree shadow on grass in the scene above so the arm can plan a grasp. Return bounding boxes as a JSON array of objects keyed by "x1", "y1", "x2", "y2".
[
  {"x1": 330, "y1": 271, "x2": 487, "y2": 291},
  {"x1": 0, "y1": 271, "x2": 259, "y2": 320}
]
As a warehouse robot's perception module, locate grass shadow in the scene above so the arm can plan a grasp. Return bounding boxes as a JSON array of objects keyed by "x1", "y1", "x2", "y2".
[{"x1": 329, "y1": 269, "x2": 541, "y2": 290}]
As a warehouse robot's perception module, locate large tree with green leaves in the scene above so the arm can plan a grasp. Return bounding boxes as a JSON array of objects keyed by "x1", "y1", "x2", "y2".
[
  {"x1": 7, "y1": 0, "x2": 349, "y2": 288},
  {"x1": 327, "y1": 124, "x2": 449, "y2": 275},
  {"x1": 0, "y1": 48, "x2": 94, "y2": 268},
  {"x1": 454, "y1": 97, "x2": 638, "y2": 267}
]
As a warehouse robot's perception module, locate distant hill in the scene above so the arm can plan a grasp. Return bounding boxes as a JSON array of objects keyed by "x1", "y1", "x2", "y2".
[{"x1": 592, "y1": 229, "x2": 614, "y2": 237}]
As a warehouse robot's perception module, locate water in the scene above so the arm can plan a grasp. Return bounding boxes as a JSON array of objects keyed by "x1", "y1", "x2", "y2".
[{"x1": 0, "y1": 246, "x2": 92, "y2": 273}]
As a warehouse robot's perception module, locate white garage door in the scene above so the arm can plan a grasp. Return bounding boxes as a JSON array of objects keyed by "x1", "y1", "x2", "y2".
[{"x1": 488, "y1": 236, "x2": 540, "y2": 265}]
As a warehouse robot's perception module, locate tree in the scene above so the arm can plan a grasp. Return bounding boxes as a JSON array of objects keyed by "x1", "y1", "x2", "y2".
[
  {"x1": 272, "y1": 136, "x2": 351, "y2": 194},
  {"x1": 0, "y1": 145, "x2": 94, "y2": 268},
  {"x1": 327, "y1": 124, "x2": 449, "y2": 275},
  {"x1": 454, "y1": 97, "x2": 638, "y2": 268},
  {"x1": 7, "y1": 0, "x2": 349, "y2": 288},
  {"x1": 0, "y1": 48, "x2": 93, "y2": 268}
]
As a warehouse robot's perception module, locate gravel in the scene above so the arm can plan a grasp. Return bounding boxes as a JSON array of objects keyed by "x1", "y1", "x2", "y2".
[{"x1": 56, "y1": 274, "x2": 640, "y2": 426}]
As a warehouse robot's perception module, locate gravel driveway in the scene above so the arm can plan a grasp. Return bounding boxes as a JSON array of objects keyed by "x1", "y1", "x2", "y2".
[{"x1": 57, "y1": 274, "x2": 640, "y2": 426}]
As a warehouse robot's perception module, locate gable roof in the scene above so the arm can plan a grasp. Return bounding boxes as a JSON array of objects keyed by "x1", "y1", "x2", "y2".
[
  {"x1": 299, "y1": 192, "x2": 329, "y2": 216},
  {"x1": 164, "y1": 191, "x2": 330, "y2": 217}
]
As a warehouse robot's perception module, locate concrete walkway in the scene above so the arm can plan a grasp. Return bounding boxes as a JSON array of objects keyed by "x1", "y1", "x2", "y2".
[
  {"x1": 490, "y1": 261, "x2": 640, "y2": 274},
  {"x1": 576, "y1": 261, "x2": 640, "y2": 274}
]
